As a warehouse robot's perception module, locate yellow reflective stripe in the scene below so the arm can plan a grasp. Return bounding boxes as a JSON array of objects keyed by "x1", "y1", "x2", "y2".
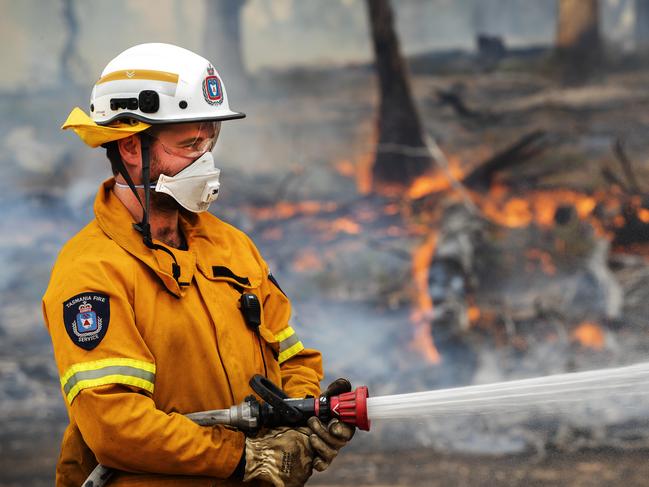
[
  {"x1": 274, "y1": 326, "x2": 295, "y2": 342},
  {"x1": 65, "y1": 375, "x2": 154, "y2": 405},
  {"x1": 60, "y1": 358, "x2": 155, "y2": 405},
  {"x1": 278, "y1": 341, "x2": 304, "y2": 364},
  {"x1": 60, "y1": 358, "x2": 155, "y2": 386},
  {"x1": 279, "y1": 333, "x2": 300, "y2": 353},
  {"x1": 97, "y1": 70, "x2": 179, "y2": 85}
]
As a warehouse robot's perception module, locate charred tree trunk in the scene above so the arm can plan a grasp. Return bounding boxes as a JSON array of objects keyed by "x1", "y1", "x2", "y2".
[
  {"x1": 555, "y1": 0, "x2": 602, "y2": 85},
  {"x1": 203, "y1": 0, "x2": 247, "y2": 100},
  {"x1": 636, "y1": 0, "x2": 649, "y2": 50},
  {"x1": 366, "y1": 0, "x2": 432, "y2": 188}
]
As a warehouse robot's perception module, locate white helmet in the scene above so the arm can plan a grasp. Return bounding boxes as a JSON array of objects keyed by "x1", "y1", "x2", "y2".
[{"x1": 90, "y1": 42, "x2": 244, "y2": 125}]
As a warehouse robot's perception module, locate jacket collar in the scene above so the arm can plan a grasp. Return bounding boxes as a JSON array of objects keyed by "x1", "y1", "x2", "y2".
[
  {"x1": 94, "y1": 178, "x2": 263, "y2": 295},
  {"x1": 94, "y1": 178, "x2": 196, "y2": 297}
]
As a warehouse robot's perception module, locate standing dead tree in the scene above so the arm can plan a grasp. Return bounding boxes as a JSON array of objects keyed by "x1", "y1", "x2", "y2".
[
  {"x1": 59, "y1": 0, "x2": 85, "y2": 87},
  {"x1": 555, "y1": 0, "x2": 602, "y2": 84},
  {"x1": 203, "y1": 0, "x2": 248, "y2": 99},
  {"x1": 365, "y1": 0, "x2": 433, "y2": 189}
]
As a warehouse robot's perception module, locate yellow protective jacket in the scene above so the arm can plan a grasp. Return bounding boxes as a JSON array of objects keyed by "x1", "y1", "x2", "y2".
[{"x1": 42, "y1": 179, "x2": 323, "y2": 487}]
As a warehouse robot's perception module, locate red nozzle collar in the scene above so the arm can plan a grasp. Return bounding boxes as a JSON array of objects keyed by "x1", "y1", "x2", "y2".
[{"x1": 329, "y1": 386, "x2": 370, "y2": 431}]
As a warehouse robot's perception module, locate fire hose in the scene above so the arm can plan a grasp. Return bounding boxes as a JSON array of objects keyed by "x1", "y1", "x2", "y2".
[
  {"x1": 82, "y1": 374, "x2": 370, "y2": 487},
  {"x1": 81, "y1": 361, "x2": 649, "y2": 486}
]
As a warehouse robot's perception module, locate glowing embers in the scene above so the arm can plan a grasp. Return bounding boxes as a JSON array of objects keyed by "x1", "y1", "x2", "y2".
[{"x1": 250, "y1": 200, "x2": 337, "y2": 221}]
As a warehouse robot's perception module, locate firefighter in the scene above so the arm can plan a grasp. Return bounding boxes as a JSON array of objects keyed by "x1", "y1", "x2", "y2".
[{"x1": 43, "y1": 43, "x2": 354, "y2": 487}]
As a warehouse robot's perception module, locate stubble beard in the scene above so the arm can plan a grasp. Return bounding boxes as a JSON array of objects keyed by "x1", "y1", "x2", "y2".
[{"x1": 148, "y1": 151, "x2": 183, "y2": 215}]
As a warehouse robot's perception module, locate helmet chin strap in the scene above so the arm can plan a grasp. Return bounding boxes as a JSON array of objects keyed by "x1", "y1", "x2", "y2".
[
  {"x1": 116, "y1": 133, "x2": 189, "y2": 287},
  {"x1": 133, "y1": 133, "x2": 153, "y2": 246}
]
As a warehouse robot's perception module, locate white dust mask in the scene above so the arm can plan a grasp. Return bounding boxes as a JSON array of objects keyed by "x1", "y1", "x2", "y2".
[{"x1": 155, "y1": 152, "x2": 221, "y2": 213}]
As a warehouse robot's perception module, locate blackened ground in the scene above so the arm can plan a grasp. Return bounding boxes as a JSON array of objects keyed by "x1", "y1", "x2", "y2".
[
  {"x1": 0, "y1": 422, "x2": 65, "y2": 487},
  {"x1": 4, "y1": 430, "x2": 649, "y2": 487},
  {"x1": 311, "y1": 447, "x2": 649, "y2": 486}
]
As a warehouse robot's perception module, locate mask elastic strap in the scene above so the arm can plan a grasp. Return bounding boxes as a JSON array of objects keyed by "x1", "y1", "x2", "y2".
[
  {"x1": 115, "y1": 182, "x2": 157, "y2": 190},
  {"x1": 112, "y1": 147, "x2": 146, "y2": 213}
]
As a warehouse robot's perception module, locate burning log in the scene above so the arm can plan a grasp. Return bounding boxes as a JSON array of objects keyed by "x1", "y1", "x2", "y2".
[
  {"x1": 611, "y1": 200, "x2": 649, "y2": 247},
  {"x1": 428, "y1": 204, "x2": 486, "y2": 334},
  {"x1": 413, "y1": 177, "x2": 625, "y2": 363},
  {"x1": 598, "y1": 138, "x2": 649, "y2": 248}
]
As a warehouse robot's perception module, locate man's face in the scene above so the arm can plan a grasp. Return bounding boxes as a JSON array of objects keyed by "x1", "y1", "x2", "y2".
[{"x1": 146, "y1": 121, "x2": 221, "y2": 212}]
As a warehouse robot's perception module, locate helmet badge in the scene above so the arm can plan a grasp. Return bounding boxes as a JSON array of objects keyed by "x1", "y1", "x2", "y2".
[{"x1": 203, "y1": 65, "x2": 223, "y2": 105}]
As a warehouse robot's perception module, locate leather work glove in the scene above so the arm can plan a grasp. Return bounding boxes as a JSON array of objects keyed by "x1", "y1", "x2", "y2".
[
  {"x1": 307, "y1": 378, "x2": 356, "y2": 472},
  {"x1": 243, "y1": 426, "x2": 314, "y2": 487}
]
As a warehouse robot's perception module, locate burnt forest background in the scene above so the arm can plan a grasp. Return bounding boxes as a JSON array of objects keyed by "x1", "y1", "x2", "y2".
[{"x1": 3, "y1": 1, "x2": 649, "y2": 486}]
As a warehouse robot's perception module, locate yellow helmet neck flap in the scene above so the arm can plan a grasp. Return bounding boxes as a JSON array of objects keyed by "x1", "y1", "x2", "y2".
[{"x1": 61, "y1": 107, "x2": 150, "y2": 147}]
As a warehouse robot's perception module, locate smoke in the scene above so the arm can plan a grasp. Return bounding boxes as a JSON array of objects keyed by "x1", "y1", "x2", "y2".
[
  {"x1": 3, "y1": 1, "x2": 649, "y2": 482},
  {"x1": 4, "y1": 126, "x2": 64, "y2": 174}
]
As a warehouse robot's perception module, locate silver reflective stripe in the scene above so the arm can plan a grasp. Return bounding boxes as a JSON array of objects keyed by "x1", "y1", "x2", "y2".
[
  {"x1": 62, "y1": 366, "x2": 156, "y2": 396},
  {"x1": 279, "y1": 333, "x2": 300, "y2": 353}
]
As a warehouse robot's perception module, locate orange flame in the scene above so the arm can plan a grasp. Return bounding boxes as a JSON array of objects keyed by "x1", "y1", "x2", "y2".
[
  {"x1": 468, "y1": 305, "x2": 481, "y2": 323},
  {"x1": 410, "y1": 233, "x2": 441, "y2": 364},
  {"x1": 412, "y1": 320, "x2": 441, "y2": 364},
  {"x1": 330, "y1": 218, "x2": 361, "y2": 235},
  {"x1": 638, "y1": 208, "x2": 649, "y2": 223},
  {"x1": 355, "y1": 129, "x2": 378, "y2": 194},
  {"x1": 383, "y1": 203, "x2": 400, "y2": 215},
  {"x1": 571, "y1": 322, "x2": 605, "y2": 350},
  {"x1": 292, "y1": 249, "x2": 324, "y2": 273},
  {"x1": 477, "y1": 187, "x2": 598, "y2": 229},
  {"x1": 406, "y1": 156, "x2": 465, "y2": 199},
  {"x1": 261, "y1": 227, "x2": 283, "y2": 241},
  {"x1": 334, "y1": 159, "x2": 356, "y2": 178},
  {"x1": 251, "y1": 201, "x2": 337, "y2": 221}
]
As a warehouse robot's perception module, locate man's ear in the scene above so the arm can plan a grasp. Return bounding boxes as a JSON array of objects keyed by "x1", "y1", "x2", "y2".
[{"x1": 117, "y1": 135, "x2": 141, "y2": 169}]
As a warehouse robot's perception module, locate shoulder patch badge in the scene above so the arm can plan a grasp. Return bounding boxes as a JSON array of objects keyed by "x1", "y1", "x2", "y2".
[{"x1": 63, "y1": 292, "x2": 110, "y2": 350}]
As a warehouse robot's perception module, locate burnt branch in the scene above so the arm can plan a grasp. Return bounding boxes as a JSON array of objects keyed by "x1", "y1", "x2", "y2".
[
  {"x1": 601, "y1": 166, "x2": 629, "y2": 193},
  {"x1": 612, "y1": 138, "x2": 641, "y2": 194},
  {"x1": 462, "y1": 130, "x2": 550, "y2": 191},
  {"x1": 436, "y1": 89, "x2": 480, "y2": 119}
]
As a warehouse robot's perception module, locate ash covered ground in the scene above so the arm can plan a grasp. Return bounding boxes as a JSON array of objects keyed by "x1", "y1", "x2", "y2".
[{"x1": 3, "y1": 50, "x2": 649, "y2": 485}]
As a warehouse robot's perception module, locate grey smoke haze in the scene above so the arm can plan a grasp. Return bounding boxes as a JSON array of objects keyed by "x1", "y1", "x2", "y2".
[
  {"x1": 0, "y1": 0, "x2": 638, "y2": 91},
  {"x1": 3, "y1": 3, "x2": 649, "y2": 484}
]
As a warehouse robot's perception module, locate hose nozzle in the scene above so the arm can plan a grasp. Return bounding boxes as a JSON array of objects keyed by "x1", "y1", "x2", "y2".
[{"x1": 329, "y1": 386, "x2": 370, "y2": 431}]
